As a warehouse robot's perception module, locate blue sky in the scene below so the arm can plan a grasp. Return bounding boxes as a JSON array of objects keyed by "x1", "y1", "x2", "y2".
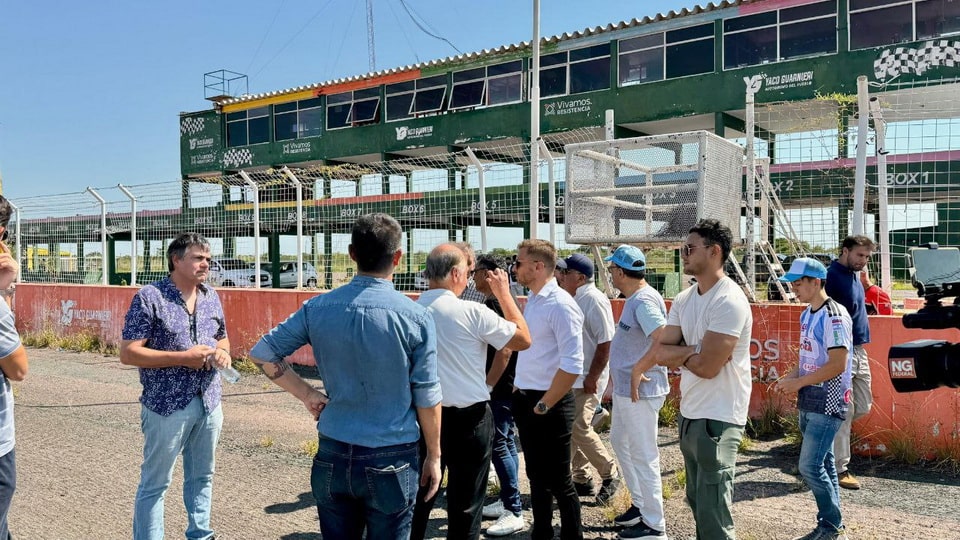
[{"x1": 0, "y1": 0, "x2": 693, "y2": 200}]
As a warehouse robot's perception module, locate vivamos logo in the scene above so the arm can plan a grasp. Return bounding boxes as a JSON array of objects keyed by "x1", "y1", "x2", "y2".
[{"x1": 543, "y1": 98, "x2": 591, "y2": 117}]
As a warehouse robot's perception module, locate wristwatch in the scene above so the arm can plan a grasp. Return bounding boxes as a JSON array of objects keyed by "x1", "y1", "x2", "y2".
[{"x1": 535, "y1": 400, "x2": 549, "y2": 414}]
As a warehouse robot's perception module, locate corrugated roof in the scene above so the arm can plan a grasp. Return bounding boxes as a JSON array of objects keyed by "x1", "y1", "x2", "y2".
[{"x1": 216, "y1": 0, "x2": 744, "y2": 107}]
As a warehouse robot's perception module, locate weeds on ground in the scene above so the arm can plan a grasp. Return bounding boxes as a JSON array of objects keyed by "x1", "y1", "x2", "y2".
[
  {"x1": 600, "y1": 487, "x2": 632, "y2": 521},
  {"x1": 748, "y1": 397, "x2": 790, "y2": 440},
  {"x1": 300, "y1": 439, "x2": 319, "y2": 457},
  {"x1": 658, "y1": 395, "x2": 680, "y2": 427},
  {"x1": 259, "y1": 436, "x2": 275, "y2": 448},
  {"x1": 232, "y1": 356, "x2": 260, "y2": 374},
  {"x1": 884, "y1": 426, "x2": 927, "y2": 466},
  {"x1": 739, "y1": 434, "x2": 754, "y2": 452},
  {"x1": 781, "y1": 413, "x2": 802, "y2": 449},
  {"x1": 932, "y1": 438, "x2": 960, "y2": 475},
  {"x1": 22, "y1": 328, "x2": 118, "y2": 356}
]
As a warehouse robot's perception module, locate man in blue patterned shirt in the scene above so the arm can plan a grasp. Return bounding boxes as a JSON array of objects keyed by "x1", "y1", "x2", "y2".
[
  {"x1": 250, "y1": 213, "x2": 442, "y2": 539},
  {"x1": 121, "y1": 232, "x2": 233, "y2": 540},
  {"x1": 776, "y1": 258, "x2": 853, "y2": 540}
]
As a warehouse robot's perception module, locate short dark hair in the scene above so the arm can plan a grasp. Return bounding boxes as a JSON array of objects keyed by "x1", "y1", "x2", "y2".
[
  {"x1": 476, "y1": 254, "x2": 507, "y2": 272},
  {"x1": 0, "y1": 196, "x2": 12, "y2": 229},
  {"x1": 689, "y1": 219, "x2": 733, "y2": 261},
  {"x1": 351, "y1": 213, "x2": 402, "y2": 273},
  {"x1": 167, "y1": 233, "x2": 211, "y2": 271},
  {"x1": 841, "y1": 235, "x2": 875, "y2": 252},
  {"x1": 621, "y1": 268, "x2": 646, "y2": 280}
]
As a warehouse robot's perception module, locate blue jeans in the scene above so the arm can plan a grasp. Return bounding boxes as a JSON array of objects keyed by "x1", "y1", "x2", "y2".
[
  {"x1": 490, "y1": 399, "x2": 522, "y2": 515},
  {"x1": 799, "y1": 410, "x2": 844, "y2": 531},
  {"x1": 0, "y1": 448, "x2": 15, "y2": 540},
  {"x1": 312, "y1": 436, "x2": 419, "y2": 540},
  {"x1": 134, "y1": 398, "x2": 223, "y2": 540}
]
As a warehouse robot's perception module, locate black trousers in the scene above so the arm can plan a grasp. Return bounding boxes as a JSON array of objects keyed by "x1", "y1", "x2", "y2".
[
  {"x1": 411, "y1": 402, "x2": 493, "y2": 540},
  {"x1": 513, "y1": 390, "x2": 583, "y2": 540}
]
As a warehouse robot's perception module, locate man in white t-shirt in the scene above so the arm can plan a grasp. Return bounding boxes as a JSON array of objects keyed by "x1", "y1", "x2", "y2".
[
  {"x1": 411, "y1": 243, "x2": 532, "y2": 540},
  {"x1": 555, "y1": 253, "x2": 620, "y2": 505},
  {"x1": 656, "y1": 219, "x2": 753, "y2": 540}
]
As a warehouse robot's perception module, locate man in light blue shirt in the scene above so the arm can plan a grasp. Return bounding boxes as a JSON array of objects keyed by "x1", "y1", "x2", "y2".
[
  {"x1": 250, "y1": 213, "x2": 442, "y2": 539},
  {"x1": 604, "y1": 245, "x2": 669, "y2": 540},
  {"x1": 0, "y1": 198, "x2": 27, "y2": 540}
]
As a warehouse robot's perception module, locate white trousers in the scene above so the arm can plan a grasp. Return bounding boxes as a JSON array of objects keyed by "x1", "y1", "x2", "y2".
[{"x1": 610, "y1": 393, "x2": 666, "y2": 532}]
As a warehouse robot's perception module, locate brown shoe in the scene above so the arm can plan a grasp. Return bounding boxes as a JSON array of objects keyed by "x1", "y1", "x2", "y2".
[{"x1": 838, "y1": 471, "x2": 860, "y2": 490}]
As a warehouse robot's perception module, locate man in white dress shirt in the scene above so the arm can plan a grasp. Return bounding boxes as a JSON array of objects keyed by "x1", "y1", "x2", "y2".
[
  {"x1": 411, "y1": 243, "x2": 531, "y2": 540},
  {"x1": 512, "y1": 239, "x2": 585, "y2": 540}
]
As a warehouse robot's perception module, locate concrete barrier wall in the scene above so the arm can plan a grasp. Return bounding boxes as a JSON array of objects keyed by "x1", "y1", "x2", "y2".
[{"x1": 13, "y1": 283, "x2": 958, "y2": 457}]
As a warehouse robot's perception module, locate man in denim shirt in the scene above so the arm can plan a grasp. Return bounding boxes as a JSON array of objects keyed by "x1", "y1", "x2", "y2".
[
  {"x1": 250, "y1": 213, "x2": 442, "y2": 539},
  {"x1": 121, "y1": 232, "x2": 234, "y2": 540}
]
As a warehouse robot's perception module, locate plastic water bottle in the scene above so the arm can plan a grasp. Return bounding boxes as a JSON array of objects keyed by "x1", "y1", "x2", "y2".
[{"x1": 218, "y1": 366, "x2": 241, "y2": 384}]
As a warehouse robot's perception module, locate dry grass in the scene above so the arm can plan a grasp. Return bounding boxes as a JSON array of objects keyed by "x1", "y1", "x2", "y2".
[
  {"x1": 299, "y1": 439, "x2": 319, "y2": 457},
  {"x1": 22, "y1": 328, "x2": 118, "y2": 356}
]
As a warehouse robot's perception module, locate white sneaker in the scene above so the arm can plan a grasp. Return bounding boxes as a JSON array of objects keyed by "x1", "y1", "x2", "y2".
[
  {"x1": 482, "y1": 500, "x2": 505, "y2": 519},
  {"x1": 592, "y1": 407, "x2": 610, "y2": 429},
  {"x1": 486, "y1": 511, "x2": 525, "y2": 536}
]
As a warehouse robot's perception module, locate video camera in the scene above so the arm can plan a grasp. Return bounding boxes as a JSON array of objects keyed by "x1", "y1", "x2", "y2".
[{"x1": 888, "y1": 243, "x2": 960, "y2": 392}]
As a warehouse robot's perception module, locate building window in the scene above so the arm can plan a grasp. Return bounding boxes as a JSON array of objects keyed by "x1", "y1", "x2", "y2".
[
  {"x1": 449, "y1": 60, "x2": 523, "y2": 110},
  {"x1": 538, "y1": 44, "x2": 611, "y2": 98},
  {"x1": 723, "y1": 2, "x2": 836, "y2": 69},
  {"x1": 274, "y1": 97, "x2": 322, "y2": 141},
  {"x1": 226, "y1": 106, "x2": 269, "y2": 147},
  {"x1": 619, "y1": 33, "x2": 665, "y2": 86},
  {"x1": 385, "y1": 76, "x2": 448, "y2": 121},
  {"x1": 666, "y1": 23, "x2": 715, "y2": 78},
  {"x1": 850, "y1": 0, "x2": 959, "y2": 50},
  {"x1": 325, "y1": 88, "x2": 381, "y2": 130}
]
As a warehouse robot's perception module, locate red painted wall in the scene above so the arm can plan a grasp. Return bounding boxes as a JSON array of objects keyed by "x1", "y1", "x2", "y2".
[{"x1": 13, "y1": 283, "x2": 959, "y2": 456}]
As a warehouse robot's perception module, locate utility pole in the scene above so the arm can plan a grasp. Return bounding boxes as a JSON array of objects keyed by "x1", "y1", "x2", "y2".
[{"x1": 366, "y1": 0, "x2": 376, "y2": 72}]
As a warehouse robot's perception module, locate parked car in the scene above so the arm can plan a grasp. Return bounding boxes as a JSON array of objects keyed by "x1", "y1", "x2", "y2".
[
  {"x1": 208, "y1": 258, "x2": 271, "y2": 288},
  {"x1": 269, "y1": 261, "x2": 319, "y2": 288}
]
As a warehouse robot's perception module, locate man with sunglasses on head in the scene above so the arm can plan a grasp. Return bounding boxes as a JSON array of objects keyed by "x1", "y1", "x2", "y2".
[
  {"x1": 411, "y1": 243, "x2": 531, "y2": 540},
  {"x1": 555, "y1": 253, "x2": 620, "y2": 506},
  {"x1": 656, "y1": 219, "x2": 753, "y2": 540},
  {"x1": 512, "y1": 239, "x2": 585, "y2": 540},
  {"x1": 0, "y1": 195, "x2": 28, "y2": 540}
]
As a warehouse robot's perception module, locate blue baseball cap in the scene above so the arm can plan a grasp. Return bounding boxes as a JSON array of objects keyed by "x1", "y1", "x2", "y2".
[
  {"x1": 603, "y1": 245, "x2": 646, "y2": 271},
  {"x1": 561, "y1": 253, "x2": 594, "y2": 278},
  {"x1": 779, "y1": 257, "x2": 828, "y2": 282}
]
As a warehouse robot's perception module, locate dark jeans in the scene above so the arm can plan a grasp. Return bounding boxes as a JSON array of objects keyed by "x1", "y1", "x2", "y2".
[
  {"x1": 678, "y1": 415, "x2": 744, "y2": 540},
  {"x1": 490, "y1": 398, "x2": 522, "y2": 514},
  {"x1": 411, "y1": 402, "x2": 493, "y2": 540},
  {"x1": 513, "y1": 390, "x2": 582, "y2": 540},
  {"x1": 0, "y1": 449, "x2": 14, "y2": 540},
  {"x1": 311, "y1": 437, "x2": 419, "y2": 540}
]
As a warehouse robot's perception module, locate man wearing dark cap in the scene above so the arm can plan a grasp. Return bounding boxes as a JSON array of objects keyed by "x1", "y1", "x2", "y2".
[{"x1": 556, "y1": 253, "x2": 620, "y2": 505}]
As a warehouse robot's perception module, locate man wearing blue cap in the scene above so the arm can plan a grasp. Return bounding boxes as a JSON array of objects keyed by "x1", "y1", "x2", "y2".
[
  {"x1": 556, "y1": 253, "x2": 620, "y2": 505},
  {"x1": 775, "y1": 258, "x2": 853, "y2": 540},
  {"x1": 604, "y1": 245, "x2": 669, "y2": 540}
]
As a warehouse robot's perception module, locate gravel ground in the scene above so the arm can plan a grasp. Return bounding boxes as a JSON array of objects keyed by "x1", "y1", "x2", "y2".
[{"x1": 9, "y1": 348, "x2": 960, "y2": 539}]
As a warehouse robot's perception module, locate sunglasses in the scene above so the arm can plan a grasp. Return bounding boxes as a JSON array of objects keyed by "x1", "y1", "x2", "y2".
[
  {"x1": 680, "y1": 244, "x2": 710, "y2": 256},
  {"x1": 0, "y1": 230, "x2": 7, "y2": 242}
]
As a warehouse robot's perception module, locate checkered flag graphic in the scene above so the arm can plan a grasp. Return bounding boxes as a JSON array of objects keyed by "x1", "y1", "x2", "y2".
[
  {"x1": 875, "y1": 40, "x2": 959, "y2": 80},
  {"x1": 180, "y1": 117, "x2": 206, "y2": 136},
  {"x1": 222, "y1": 148, "x2": 254, "y2": 169}
]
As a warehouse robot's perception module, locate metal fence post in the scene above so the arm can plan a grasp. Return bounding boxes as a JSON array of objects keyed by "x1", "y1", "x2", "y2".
[
  {"x1": 118, "y1": 184, "x2": 137, "y2": 286},
  {"x1": 85, "y1": 187, "x2": 108, "y2": 285}
]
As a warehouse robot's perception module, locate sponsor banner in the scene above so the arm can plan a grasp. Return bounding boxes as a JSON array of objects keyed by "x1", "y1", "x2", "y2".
[
  {"x1": 282, "y1": 141, "x2": 313, "y2": 156},
  {"x1": 60, "y1": 299, "x2": 112, "y2": 326},
  {"x1": 396, "y1": 125, "x2": 433, "y2": 141},
  {"x1": 544, "y1": 97, "x2": 592, "y2": 117},
  {"x1": 874, "y1": 40, "x2": 960, "y2": 81},
  {"x1": 744, "y1": 70, "x2": 814, "y2": 94}
]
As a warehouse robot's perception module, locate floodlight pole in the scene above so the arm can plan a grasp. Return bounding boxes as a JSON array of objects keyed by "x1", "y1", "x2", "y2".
[
  {"x1": 117, "y1": 183, "x2": 138, "y2": 286},
  {"x1": 238, "y1": 171, "x2": 262, "y2": 287},
  {"x1": 280, "y1": 166, "x2": 304, "y2": 289},
  {"x1": 529, "y1": 0, "x2": 541, "y2": 239},
  {"x1": 869, "y1": 97, "x2": 892, "y2": 291},
  {"x1": 464, "y1": 148, "x2": 488, "y2": 253},
  {"x1": 85, "y1": 187, "x2": 109, "y2": 286},
  {"x1": 852, "y1": 76, "x2": 869, "y2": 236}
]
